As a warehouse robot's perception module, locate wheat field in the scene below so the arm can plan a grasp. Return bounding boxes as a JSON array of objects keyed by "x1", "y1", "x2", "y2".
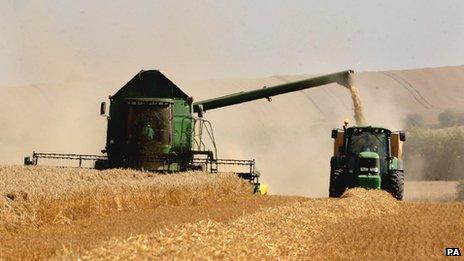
[
  {"x1": 0, "y1": 165, "x2": 252, "y2": 233},
  {"x1": 0, "y1": 166, "x2": 463, "y2": 260},
  {"x1": 59, "y1": 188, "x2": 464, "y2": 260}
]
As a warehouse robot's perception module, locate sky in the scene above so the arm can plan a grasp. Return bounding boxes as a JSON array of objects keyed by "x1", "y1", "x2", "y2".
[{"x1": 1, "y1": 0, "x2": 464, "y2": 87}]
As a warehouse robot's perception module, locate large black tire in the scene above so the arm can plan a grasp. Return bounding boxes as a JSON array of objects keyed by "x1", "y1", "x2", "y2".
[
  {"x1": 382, "y1": 171, "x2": 404, "y2": 200},
  {"x1": 329, "y1": 169, "x2": 347, "y2": 197}
]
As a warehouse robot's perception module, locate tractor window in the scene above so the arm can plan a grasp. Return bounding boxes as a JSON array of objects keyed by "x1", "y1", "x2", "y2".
[
  {"x1": 349, "y1": 132, "x2": 387, "y2": 155},
  {"x1": 348, "y1": 131, "x2": 389, "y2": 173}
]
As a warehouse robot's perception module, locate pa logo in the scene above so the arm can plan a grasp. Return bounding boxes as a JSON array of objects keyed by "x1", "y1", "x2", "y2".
[{"x1": 445, "y1": 247, "x2": 461, "y2": 256}]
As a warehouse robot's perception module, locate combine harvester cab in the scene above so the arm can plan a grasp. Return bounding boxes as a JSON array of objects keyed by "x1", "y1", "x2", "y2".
[{"x1": 330, "y1": 121, "x2": 406, "y2": 199}]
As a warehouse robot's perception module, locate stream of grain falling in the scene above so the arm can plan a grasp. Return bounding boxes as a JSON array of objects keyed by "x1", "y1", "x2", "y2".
[{"x1": 348, "y1": 84, "x2": 366, "y2": 125}]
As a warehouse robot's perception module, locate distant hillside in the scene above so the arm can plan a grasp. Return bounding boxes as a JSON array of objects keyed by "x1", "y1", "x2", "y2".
[{"x1": 1, "y1": 65, "x2": 464, "y2": 196}]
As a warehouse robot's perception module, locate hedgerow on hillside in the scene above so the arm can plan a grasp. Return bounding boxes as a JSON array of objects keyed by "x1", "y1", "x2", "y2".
[{"x1": 403, "y1": 127, "x2": 464, "y2": 181}]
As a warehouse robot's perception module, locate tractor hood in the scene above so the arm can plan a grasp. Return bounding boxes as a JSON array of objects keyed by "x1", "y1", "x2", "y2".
[
  {"x1": 359, "y1": 151, "x2": 380, "y2": 159},
  {"x1": 358, "y1": 151, "x2": 380, "y2": 174}
]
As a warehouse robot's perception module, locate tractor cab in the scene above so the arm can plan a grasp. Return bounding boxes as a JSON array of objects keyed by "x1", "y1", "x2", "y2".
[
  {"x1": 346, "y1": 127, "x2": 390, "y2": 175},
  {"x1": 330, "y1": 124, "x2": 406, "y2": 199}
]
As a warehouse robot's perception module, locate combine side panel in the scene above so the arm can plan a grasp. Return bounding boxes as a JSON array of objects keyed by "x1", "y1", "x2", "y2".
[{"x1": 171, "y1": 99, "x2": 194, "y2": 153}]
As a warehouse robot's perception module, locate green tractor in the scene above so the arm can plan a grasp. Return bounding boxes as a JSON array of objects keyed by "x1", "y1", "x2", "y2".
[{"x1": 330, "y1": 122, "x2": 406, "y2": 200}]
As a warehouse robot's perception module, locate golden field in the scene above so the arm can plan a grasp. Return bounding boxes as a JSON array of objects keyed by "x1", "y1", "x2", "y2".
[
  {"x1": 0, "y1": 166, "x2": 463, "y2": 260},
  {"x1": 61, "y1": 189, "x2": 464, "y2": 260},
  {"x1": 0, "y1": 166, "x2": 252, "y2": 233}
]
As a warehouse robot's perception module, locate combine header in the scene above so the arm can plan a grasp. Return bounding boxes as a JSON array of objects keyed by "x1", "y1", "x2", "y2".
[{"x1": 26, "y1": 69, "x2": 355, "y2": 193}]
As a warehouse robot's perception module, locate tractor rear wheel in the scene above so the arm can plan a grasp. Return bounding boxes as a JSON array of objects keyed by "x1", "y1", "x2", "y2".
[
  {"x1": 329, "y1": 169, "x2": 346, "y2": 197},
  {"x1": 382, "y1": 171, "x2": 404, "y2": 200}
]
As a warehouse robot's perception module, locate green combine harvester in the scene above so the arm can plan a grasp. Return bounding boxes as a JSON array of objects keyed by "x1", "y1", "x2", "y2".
[
  {"x1": 25, "y1": 69, "x2": 354, "y2": 194},
  {"x1": 330, "y1": 122, "x2": 406, "y2": 199}
]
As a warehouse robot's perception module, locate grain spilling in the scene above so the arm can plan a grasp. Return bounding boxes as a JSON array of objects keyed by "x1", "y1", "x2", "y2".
[{"x1": 348, "y1": 84, "x2": 366, "y2": 125}]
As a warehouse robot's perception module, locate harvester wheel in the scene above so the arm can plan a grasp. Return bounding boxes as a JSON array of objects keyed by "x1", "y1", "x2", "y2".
[
  {"x1": 329, "y1": 169, "x2": 346, "y2": 197},
  {"x1": 382, "y1": 171, "x2": 404, "y2": 200}
]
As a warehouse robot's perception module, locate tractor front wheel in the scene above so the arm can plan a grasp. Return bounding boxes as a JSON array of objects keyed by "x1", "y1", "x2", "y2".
[
  {"x1": 329, "y1": 169, "x2": 346, "y2": 197},
  {"x1": 382, "y1": 171, "x2": 404, "y2": 200}
]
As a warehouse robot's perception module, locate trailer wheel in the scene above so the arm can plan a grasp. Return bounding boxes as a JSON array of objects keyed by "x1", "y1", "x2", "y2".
[
  {"x1": 329, "y1": 169, "x2": 346, "y2": 198},
  {"x1": 382, "y1": 171, "x2": 404, "y2": 200}
]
